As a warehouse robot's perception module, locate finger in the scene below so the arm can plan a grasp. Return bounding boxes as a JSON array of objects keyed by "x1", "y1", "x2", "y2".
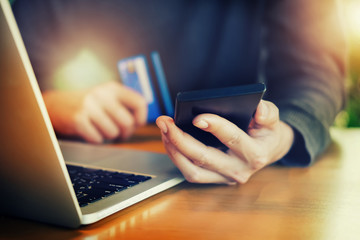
[
  {"x1": 74, "y1": 114, "x2": 104, "y2": 143},
  {"x1": 118, "y1": 86, "x2": 148, "y2": 127},
  {"x1": 161, "y1": 132, "x2": 235, "y2": 184},
  {"x1": 192, "y1": 114, "x2": 257, "y2": 160},
  {"x1": 252, "y1": 100, "x2": 279, "y2": 128},
  {"x1": 158, "y1": 116, "x2": 228, "y2": 168},
  {"x1": 157, "y1": 116, "x2": 251, "y2": 183},
  {"x1": 104, "y1": 101, "x2": 136, "y2": 140},
  {"x1": 87, "y1": 103, "x2": 120, "y2": 140},
  {"x1": 193, "y1": 114, "x2": 269, "y2": 172}
]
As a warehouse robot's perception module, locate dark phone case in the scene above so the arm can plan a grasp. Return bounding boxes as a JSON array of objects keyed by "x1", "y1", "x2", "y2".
[{"x1": 174, "y1": 83, "x2": 266, "y2": 148}]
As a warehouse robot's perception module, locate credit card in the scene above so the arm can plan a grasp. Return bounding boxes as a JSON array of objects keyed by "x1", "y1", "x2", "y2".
[
  {"x1": 117, "y1": 52, "x2": 173, "y2": 123},
  {"x1": 150, "y1": 51, "x2": 174, "y2": 117}
]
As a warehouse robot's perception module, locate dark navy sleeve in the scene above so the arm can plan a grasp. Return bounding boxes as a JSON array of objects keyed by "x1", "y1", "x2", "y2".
[{"x1": 262, "y1": 0, "x2": 346, "y2": 166}]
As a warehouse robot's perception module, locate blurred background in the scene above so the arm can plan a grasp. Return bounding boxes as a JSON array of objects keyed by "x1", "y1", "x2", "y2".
[
  {"x1": 8, "y1": 0, "x2": 360, "y2": 127},
  {"x1": 336, "y1": 0, "x2": 360, "y2": 127}
]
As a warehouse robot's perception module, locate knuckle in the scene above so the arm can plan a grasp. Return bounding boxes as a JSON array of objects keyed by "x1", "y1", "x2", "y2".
[
  {"x1": 165, "y1": 143, "x2": 177, "y2": 158},
  {"x1": 184, "y1": 170, "x2": 202, "y2": 183},
  {"x1": 169, "y1": 136, "x2": 180, "y2": 147},
  {"x1": 169, "y1": 131, "x2": 186, "y2": 147},
  {"x1": 232, "y1": 171, "x2": 251, "y2": 184},
  {"x1": 247, "y1": 150, "x2": 268, "y2": 170},
  {"x1": 224, "y1": 133, "x2": 241, "y2": 147},
  {"x1": 164, "y1": 124, "x2": 196, "y2": 155},
  {"x1": 192, "y1": 151, "x2": 209, "y2": 167},
  {"x1": 251, "y1": 157, "x2": 268, "y2": 170}
]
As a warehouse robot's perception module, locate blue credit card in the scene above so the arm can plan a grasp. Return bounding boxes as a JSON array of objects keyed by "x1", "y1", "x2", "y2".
[{"x1": 117, "y1": 52, "x2": 173, "y2": 123}]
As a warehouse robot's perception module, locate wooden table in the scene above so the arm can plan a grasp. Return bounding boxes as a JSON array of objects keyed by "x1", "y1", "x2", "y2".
[{"x1": 1, "y1": 125, "x2": 360, "y2": 240}]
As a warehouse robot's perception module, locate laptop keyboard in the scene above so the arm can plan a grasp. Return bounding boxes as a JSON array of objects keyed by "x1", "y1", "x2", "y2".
[{"x1": 66, "y1": 165, "x2": 152, "y2": 207}]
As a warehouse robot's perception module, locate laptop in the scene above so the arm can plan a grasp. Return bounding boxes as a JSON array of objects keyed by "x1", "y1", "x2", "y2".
[{"x1": 0, "y1": 0, "x2": 184, "y2": 228}]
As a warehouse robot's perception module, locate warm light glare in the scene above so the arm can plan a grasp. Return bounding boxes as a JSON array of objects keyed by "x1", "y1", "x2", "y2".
[
  {"x1": 344, "y1": 0, "x2": 360, "y2": 40},
  {"x1": 53, "y1": 49, "x2": 114, "y2": 90}
]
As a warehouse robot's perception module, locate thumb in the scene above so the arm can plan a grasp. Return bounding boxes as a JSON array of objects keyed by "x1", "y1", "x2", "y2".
[{"x1": 252, "y1": 100, "x2": 279, "y2": 128}]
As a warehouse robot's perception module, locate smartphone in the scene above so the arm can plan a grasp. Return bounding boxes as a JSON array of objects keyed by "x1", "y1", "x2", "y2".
[{"x1": 174, "y1": 83, "x2": 266, "y2": 148}]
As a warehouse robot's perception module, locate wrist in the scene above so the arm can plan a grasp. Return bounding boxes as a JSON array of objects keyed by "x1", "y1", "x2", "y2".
[{"x1": 273, "y1": 121, "x2": 295, "y2": 162}]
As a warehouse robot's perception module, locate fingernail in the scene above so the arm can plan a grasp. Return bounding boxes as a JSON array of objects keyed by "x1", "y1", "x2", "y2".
[
  {"x1": 193, "y1": 119, "x2": 209, "y2": 129},
  {"x1": 260, "y1": 101, "x2": 268, "y2": 117},
  {"x1": 157, "y1": 120, "x2": 168, "y2": 134}
]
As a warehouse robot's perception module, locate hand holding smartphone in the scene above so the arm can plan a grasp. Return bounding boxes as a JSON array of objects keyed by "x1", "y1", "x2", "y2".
[{"x1": 174, "y1": 83, "x2": 266, "y2": 148}]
